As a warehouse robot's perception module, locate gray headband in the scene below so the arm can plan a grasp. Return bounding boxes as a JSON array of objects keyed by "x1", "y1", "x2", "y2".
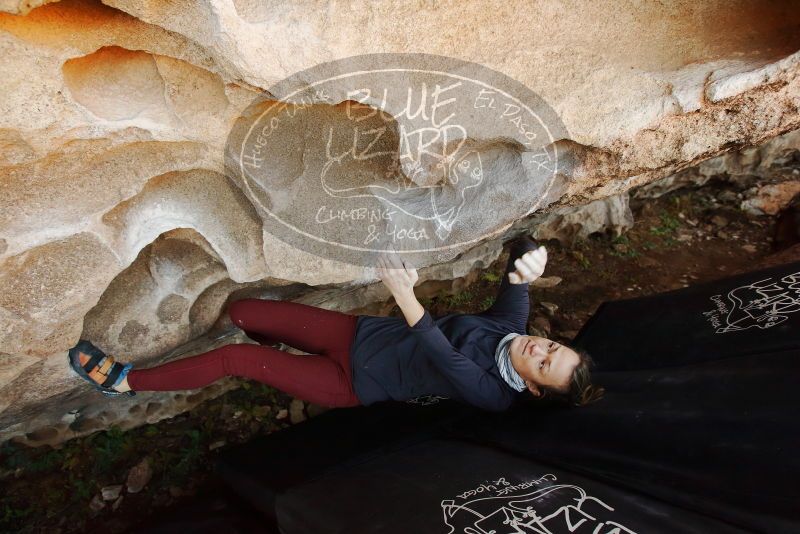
[{"x1": 494, "y1": 332, "x2": 527, "y2": 392}]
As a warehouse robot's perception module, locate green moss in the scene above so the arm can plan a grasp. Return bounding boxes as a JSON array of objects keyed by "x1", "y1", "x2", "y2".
[
  {"x1": 481, "y1": 271, "x2": 501, "y2": 283},
  {"x1": 88, "y1": 425, "x2": 135, "y2": 476},
  {"x1": 649, "y1": 212, "x2": 681, "y2": 236},
  {"x1": 0, "y1": 502, "x2": 33, "y2": 531},
  {"x1": 442, "y1": 290, "x2": 474, "y2": 309},
  {"x1": 167, "y1": 429, "x2": 204, "y2": 484},
  {"x1": 417, "y1": 296, "x2": 434, "y2": 308},
  {"x1": 571, "y1": 251, "x2": 591, "y2": 269},
  {"x1": 609, "y1": 234, "x2": 640, "y2": 258}
]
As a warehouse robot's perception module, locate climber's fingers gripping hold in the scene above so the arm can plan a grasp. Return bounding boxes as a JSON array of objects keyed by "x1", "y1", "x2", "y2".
[
  {"x1": 508, "y1": 246, "x2": 547, "y2": 284},
  {"x1": 377, "y1": 245, "x2": 419, "y2": 297}
]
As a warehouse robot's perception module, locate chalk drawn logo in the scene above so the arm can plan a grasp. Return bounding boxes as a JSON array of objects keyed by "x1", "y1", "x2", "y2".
[
  {"x1": 225, "y1": 53, "x2": 571, "y2": 267},
  {"x1": 702, "y1": 270, "x2": 800, "y2": 333},
  {"x1": 405, "y1": 394, "x2": 448, "y2": 406},
  {"x1": 441, "y1": 473, "x2": 636, "y2": 533}
]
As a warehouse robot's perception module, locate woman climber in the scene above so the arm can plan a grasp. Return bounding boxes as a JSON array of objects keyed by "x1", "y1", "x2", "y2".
[{"x1": 68, "y1": 236, "x2": 600, "y2": 412}]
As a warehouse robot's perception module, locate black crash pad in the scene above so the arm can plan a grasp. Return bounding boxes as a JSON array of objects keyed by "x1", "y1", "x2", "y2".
[
  {"x1": 572, "y1": 260, "x2": 800, "y2": 370},
  {"x1": 215, "y1": 396, "x2": 476, "y2": 520},
  {"x1": 276, "y1": 438, "x2": 749, "y2": 534},
  {"x1": 217, "y1": 261, "x2": 800, "y2": 533}
]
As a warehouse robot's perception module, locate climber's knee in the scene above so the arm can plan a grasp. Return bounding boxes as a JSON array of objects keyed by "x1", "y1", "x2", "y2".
[{"x1": 228, "y1": 299, "x2": 251, "y2": 329}]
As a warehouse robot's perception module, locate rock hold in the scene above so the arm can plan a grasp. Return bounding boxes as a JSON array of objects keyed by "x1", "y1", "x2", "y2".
[
  {"x1": 531, "y1": 276, "x2": 563, "y2": 288},
  {"x1": 289, "y1": 399, "x2": 307, "y2": 425},
  {"x1": 126, "y1": 457, "x2": 153, "y2": 494},
  {"x1": 530, "y1": 316, "x2": 552, "y2": 338},
  {"x1": 89, "y1": 494, "x2": 106, "y2": 514},
  {"x1": 539, "y1": 302, "x2": 560, "y2": 317},
  {"x1": 101, "y1": 484, "x2": 124, "y2": 502}
]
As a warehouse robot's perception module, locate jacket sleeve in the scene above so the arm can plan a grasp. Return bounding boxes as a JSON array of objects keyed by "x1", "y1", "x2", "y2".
[
  {"x1": 478, "y1": 236, "x2": 539, "y2": 331},
  {"x1": 407, "y1": 309, "x2": 514, "y2": 412}
]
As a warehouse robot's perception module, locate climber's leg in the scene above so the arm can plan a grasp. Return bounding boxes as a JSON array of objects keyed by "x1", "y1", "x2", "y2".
[
  {"x1": 125, "y1": 343, "x2": 361, "y2": 407},
  {"x1": 228, "y1": 298, "x2": 358, "y2": 357}
]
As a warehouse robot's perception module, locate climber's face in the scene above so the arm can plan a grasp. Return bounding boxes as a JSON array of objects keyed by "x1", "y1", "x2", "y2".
[{"x1": 509, "y1": 336, "x2": 579, "y2": 397}]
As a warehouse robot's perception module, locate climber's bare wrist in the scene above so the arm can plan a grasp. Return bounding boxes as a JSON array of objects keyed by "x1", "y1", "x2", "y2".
[
  {"x1": 394, "y1": 288, "x2": 418, "y2": 310},
  {"x1": 394, "y1": 290, "x2": 425, "y2": 327}
]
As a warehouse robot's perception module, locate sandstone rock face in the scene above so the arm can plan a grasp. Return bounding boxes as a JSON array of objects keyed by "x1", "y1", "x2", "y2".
[
  {"x1": 1, "y1": 0, "x2": 799, "y2": 445},
  {"x1": 635, "y1": 128, "x2": 800, "y2": 215}
]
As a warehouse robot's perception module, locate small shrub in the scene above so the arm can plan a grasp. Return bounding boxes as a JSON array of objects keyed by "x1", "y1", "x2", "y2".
[{"x1": 649, "y1": 213, "x2": 681, "y2": 236}]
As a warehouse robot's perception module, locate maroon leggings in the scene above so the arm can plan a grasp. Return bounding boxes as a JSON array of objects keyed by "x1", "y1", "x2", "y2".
[{"x1": 126, "y1": 298, "x2": 361, "y2": 407}]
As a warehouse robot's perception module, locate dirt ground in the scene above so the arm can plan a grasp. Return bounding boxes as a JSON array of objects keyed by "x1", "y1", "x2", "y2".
[
  {"x1": 1, "y1": 183, "x2": 797, "y2": 533},
  {"x1": 417, "y1": 184, "x2": 797, "y2": 345}
]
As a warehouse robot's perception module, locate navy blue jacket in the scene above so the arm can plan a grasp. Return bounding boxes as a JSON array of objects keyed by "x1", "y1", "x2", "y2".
[{"x1": 349, "y1": 236, "x2": 538, "y2": 411}]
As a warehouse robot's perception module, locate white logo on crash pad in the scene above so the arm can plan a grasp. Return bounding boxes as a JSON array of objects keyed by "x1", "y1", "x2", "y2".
[
  {"x1": 441, "y1": 473, "x2": 637, "y2": 534},
  {"x1": 702, "y1": 270, "x2": 800, "y2": 333}
]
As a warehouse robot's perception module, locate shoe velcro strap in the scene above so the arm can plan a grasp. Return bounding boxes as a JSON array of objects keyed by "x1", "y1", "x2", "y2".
[
  {"x1": 101, "y1": 362, "x2": 124, "y2": 389},
  {"x1": 98, "y1": 356, "x2": 116, "y2": 376},
  {"x1": 81, "y1": 352, "x2": 104, "y2": 373}
]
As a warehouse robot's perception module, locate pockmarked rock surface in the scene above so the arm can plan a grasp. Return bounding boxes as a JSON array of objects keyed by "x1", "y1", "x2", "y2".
[{"x1": 1, "y1": 0, "x2": 799, "y2": 445}]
